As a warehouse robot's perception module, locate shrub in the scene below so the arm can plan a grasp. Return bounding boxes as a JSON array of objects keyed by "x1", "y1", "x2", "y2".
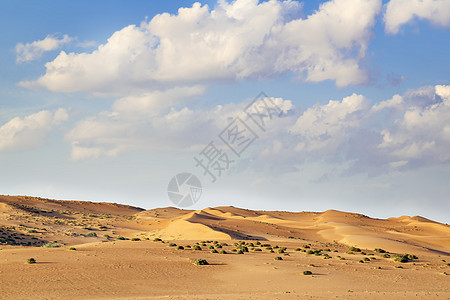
[
  {"x1": 254, "y1": 248, "x2": 262, "y2": 252},
  {"x1": 209, "y1": 245, "x2": 215, "y2": 249},
  {"x1": 231, "y1": 249, "x2": 237, "y2": 252},
  {"x1": 116, "y1": 236, "x2": 126, "y2": 240},
  {"x1": 348, "y1": 246, "x2": 361, "y2": 252},
  {"x1": 192, "y1": 259, "x2": 208, "y2": 265},
  {"x1": 168, "y1": 243, "x2": 177, "y2": 247},
  {"x1": 323, "y1": 248, "x2": 331, "y2": 252},
  {"x1": 237, "y1": 249, "x2": 244, "y2": 254},
  {"x1": 69, "y1": 247, "x2": 76, "y2": 251},
  {"x1": 273, "y1": 245, "x2": 279, "y2": 249},
  {"x1": 193, "y1": 245, "x2": 202, "y2": 251},
  {"x1": 215, "y1": 244, "x2": 222, "y2": 249},
  {"x1": 219, "y1": 250, "x2": 227, "y2": 254},
  {"x1": 210, "y1": 249, "x2": 218, "y2": 253},
  {"x1": 43, "y1": 242, "x2": 60, "y2": 248},
  {"x1": 382, "y1": 253, "x2": 390, "y2": 258},
  {"x1": 270, "y1": 250, "x2": 275, "y2": 253},
  {"x1": 363, "y1": 257, "x2": 370, "y2": 262},
  {"x1": 294, "y1": 248, "x2": 301, "y2": 251},
  {"x1": 303, "y1": 245, "x2": 310, "y2": 249},
  {"x1": 374, "y1": 248, "x2": 386, "y2": 253},
  {"x1": 153, "y1": 238, "x2": 162, "y2": 242},
  {"x1": 359, "y1": 260, "x2": 364, "y2": 263},
  {"x1": 393, "y1": 254, "x2": 412, "y2": 263},
  {"x1": 28, "y1": 229, "x2": 37, "y2": 233},
  {"x1": 27, "y1": 258, "x2": 36, "y2": 264},
  {"x1": 303, "y1": 270, "x2": 312, "y2": 275},
  {"x1": 185, "y1": 245, "x2": 191, "y2": 248},
  {"x1": 177, "y1": 246, "x2": 184, "y2": 250},
  {"x1": 131, "y1": 238, "x2": 140, "y2": 241},
  {"x1": 274, "y1": 256, "x2": 283, "y2": 261},
  {"x1": 278, "y1": 249, "x2": 285, "y2": 253},
  {"x1": 87, "y1": 232, "x2": 97, "y2": 237}
]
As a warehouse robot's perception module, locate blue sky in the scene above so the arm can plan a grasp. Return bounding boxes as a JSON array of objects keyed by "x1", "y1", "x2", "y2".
[{"x1": 1, "y1": 0, "x2": 449, "y2": 222}]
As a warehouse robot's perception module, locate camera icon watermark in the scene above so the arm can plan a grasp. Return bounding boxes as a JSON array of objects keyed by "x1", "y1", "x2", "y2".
[{"x1": 167, "y1": 172, "x2": 202, "y2": 207}]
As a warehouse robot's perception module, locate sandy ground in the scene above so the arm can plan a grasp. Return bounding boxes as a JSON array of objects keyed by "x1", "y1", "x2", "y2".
[{"x1": 0, "y1": 195, "x2": 449, "y2": 299}]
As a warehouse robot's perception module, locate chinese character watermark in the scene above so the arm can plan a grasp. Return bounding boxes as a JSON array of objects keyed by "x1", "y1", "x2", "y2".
[{"x1": 167, "y1": 92, "x2": 284, "y2": 207}]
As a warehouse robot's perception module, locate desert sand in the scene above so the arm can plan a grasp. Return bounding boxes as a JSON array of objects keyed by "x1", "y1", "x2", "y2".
[{"x1": 0, "y1": 195, "x2": 449, "y2": 299}]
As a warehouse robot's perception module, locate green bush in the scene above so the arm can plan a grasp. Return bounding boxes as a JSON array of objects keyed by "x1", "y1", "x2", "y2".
[
  {"x1": 116, "y1": 236, "x2": 126, "y2": 240},
  {"x1": 219, "y1": 250, "x2": 227, "y2": 254},
  {"x1": 87, "y1": 232, "x2": 97, "y2": 237},
  {"x1": 374, "y1": 248, "x2": 386, "y2": 253},
  {"x1": 27, "y1": 258, "x2": 36, "y2": 264},
  {"x1": 69, "y1": 247, "x2": 76, "y2": 251},
  {"x1": 193, "y1": 245, "x2": 202, "y2": 251},
  {"x1": 192, "y1": 259, "x2": 208, "y2": 265},
  {"x1": 168, "y1": 243, "x2": 177, "y2": 247},
  {"x1": 303, "y1": 245, "x2": 310, "y2": 249},
  {"x1": 153, "y1": 238, "x2": 162, "y2": 242},
  {"x1": 278, "y1": 249, "x2": 285, "y2": 253},
  {"x1": 359, "y1": 260, "x2": 364, "y2": 263},
  {"x1": 254, "y1": 248, "x2": 262, "y2": 252},
  {"x1": 43, "y1": 242, "x2": 60, "y2": 248},
  {"x1": 382, "y1": 253, "x2": 390, "y2": 258},
  {"x1": 303, "y1": 270, "x2": 312, "y2": 275},
  {"x1": 177, "y1": 246, "x2": 184, "y2": 250},
  {"x1": 393, "y1": 254, "x2": 411, "y2": 263},
  {"x1": 363, "y1": 257, "x2": 370, "y2": 261},
  {"x1": 274, "y1": 256, "x2": 283, "y2": 261},
  {"x1": 209, "y1": 245, "x2": 215, "y2": 249},
  {"x1": 131, "y1": 238, "x2": 140, "y2": 241},
  {"x1": 210, "y1": 249, "x2": 218, "y2": 253},
  {"x1": 237, "y1": 249, "x2": 244, "y2": 254},
  {"x1": 348, "y1": 246, "x2": 361, "y2": 252},
  {"x1": 294, "y1": 248, "x2": 301, "y2": 251}
]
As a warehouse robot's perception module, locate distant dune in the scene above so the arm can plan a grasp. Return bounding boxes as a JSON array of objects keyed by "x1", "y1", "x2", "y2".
[
  {"x1": 0, "y1": 195, "x2": 449, "y2": 299},
  {"x1": 0, "y1": 195, "x2": 449, "y2": 254}
]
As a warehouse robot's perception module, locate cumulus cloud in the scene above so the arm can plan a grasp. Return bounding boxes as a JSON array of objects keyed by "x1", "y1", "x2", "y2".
[
  {"x1": 0, "y1": 108, "x2": 68, "y2": 152},
  {"x1": 19, "y1": 0, "x2": 381, "y2": 95},
  {"x1": 291, "y1": 94, "x2": 370, "y2": 154},
  {"x1": 384, "y1": 0, "x2": 450, "y2": 34},
  {"x1": 64, "y1": 84, "x2": 450, "y2": 178},
  {"x1": 377, "y1": 85, "x2": 450, "y2": 167},
  {"x1": 15, "y1": 34, "x2": 73, "y2": 63},
  {"x1": 65, "y1": 87, "x2": 293, "y2": 160}
]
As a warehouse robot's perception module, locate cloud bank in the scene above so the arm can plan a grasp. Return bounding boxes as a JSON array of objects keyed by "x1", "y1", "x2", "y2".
[{"x1": 19, "y1": 0, "x2": 382, "y2": 95}]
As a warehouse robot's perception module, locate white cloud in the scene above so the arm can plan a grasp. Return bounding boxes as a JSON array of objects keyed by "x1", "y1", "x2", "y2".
[
  {"x1": 378, "y1": 85, "x2": 450, "y2": 164},
  {"x1": 15, "y1": 34, "x2": 73, "y2": 63},
  {"x1": 0, "y1": 108, "x2": 68, "y2": 152},
  {"x1": 384, "y1": 0, "x2": 450, "y2": 34},
  {"x1": 65, "y1": 88, "x2": 294, "y2": 160},
  {"x1": 64, "y1": 84, "x2": 450, "y2": 177},
  {"x1": 19, "y1": 0, "x2": 381, "y2": 95},
  {"x1": 291, "y1": 94, "x2": 370, "y2": 154}
]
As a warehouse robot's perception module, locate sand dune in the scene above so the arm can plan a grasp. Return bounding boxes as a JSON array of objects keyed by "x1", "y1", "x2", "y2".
[{"x1": 0, "y1": 195, "x2": 449, "y2": 299}]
